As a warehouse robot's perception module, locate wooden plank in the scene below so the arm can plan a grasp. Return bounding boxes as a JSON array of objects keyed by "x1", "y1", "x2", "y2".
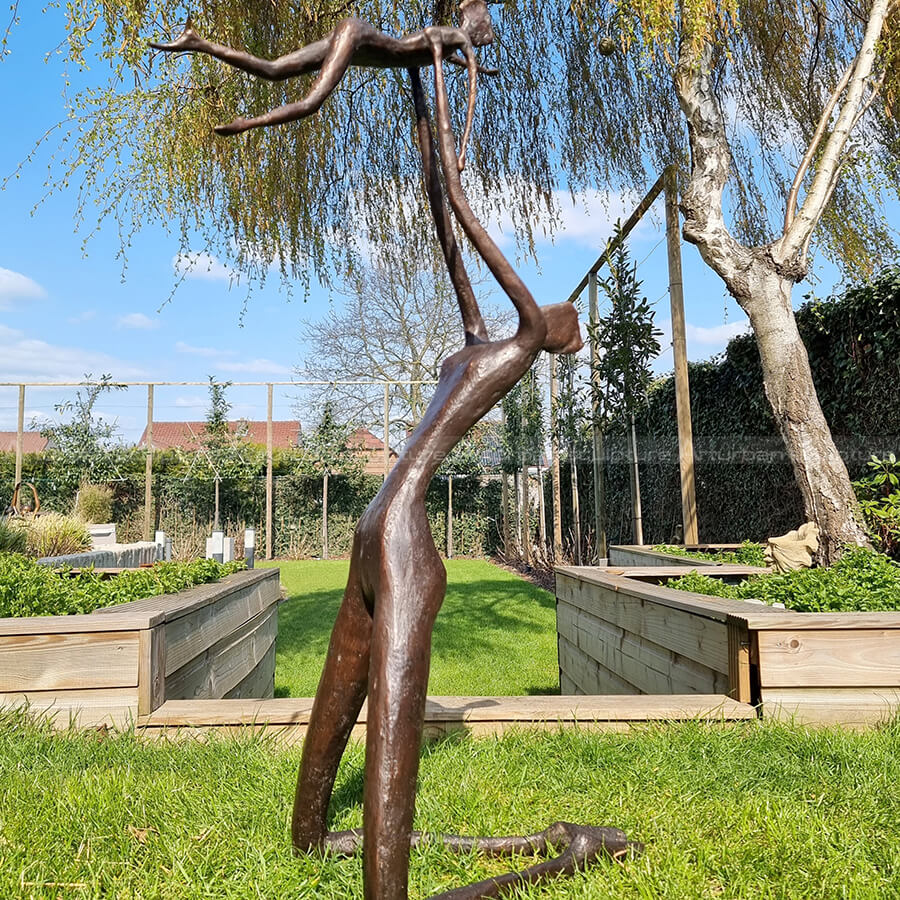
[
  {"x1": 758, "y1": 630, "x2": 900, "y2": 688},
  {"x1": 0, "y1": 687, "x2": 137, "y2": 729},
  {"x1": 560, "y1": 597, "x2": 726, "y2": 695},
  {"x1": 559, "y1": 578, "x2": 730, "y2": 672},
  {"x1": 558, "y1": 634, "x2": 603, "y2": 694},
  {"x1": 735, "y1": 611, "x2": 900, "y2": 630},
  {"x1": 556, "y1": 570, "x2": 751, "y2": 623},
  {"x1": 164, "y1": 577, "x2": 278, "y2": 676},
  {"x1": 165, "y1": 607, "x2": 277, "y2": 701},
  {"x1": 92, "y1": 569, "x2": 279, "y2": 624},
  {"x1": 558, "y1": 633, "x2": 639, "y2": 695},
  {"x1": 224, "y1": 640, "x2": 276, "y2": 700},
  {"x1": 601, "y1": 567, "x2": 766, "y2": 579},
  {"x1": 140, "y1": 693, "x2": 754, "y2": 729},
  {"x1": 727, "y1": 616, "x2": 752, "y2": 703},
  {"x1": 761, "y1": 687, "x2": 900, "y2": 728},
  {"x1": 0, "y1": 610, "x2": 161, "y2": 636},
  {"x1": 0, "y1": 631, "x2": 139, "y2": 692},
  {"x1": 137, "y1": 627, "x2": 166, "y2": 716}
]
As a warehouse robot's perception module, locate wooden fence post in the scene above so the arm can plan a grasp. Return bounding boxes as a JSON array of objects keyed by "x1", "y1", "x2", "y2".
[
  {"x1": 14, "y1": 385, "x2": 24, "y2": 489},
  {"x1": 266, "y1": 384, "x2": 274, "y2": 560},
  {"x1": 447, "y1": 474, "x2": 454, "y2": 559},
  {"x1": 549, "y1": 354, "x2": 563, "y2": 561},
  {"x1": 383, "y1": 382, "x2": 390, "y2": 481},
  {"x1": 588, "y1": 271, "x2": 607, "y2": 561},
  {"x1": 143, "y1": 384, "x2": 154, "y2": 541},
  {"x1": 665, "y1": 165, "x2": 700, "y2": 544}
]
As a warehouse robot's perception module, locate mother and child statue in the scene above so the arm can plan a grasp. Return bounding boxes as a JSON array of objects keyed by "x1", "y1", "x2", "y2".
[{"x1": 152, "y1": 2, "x2": 639, "y2": 897}]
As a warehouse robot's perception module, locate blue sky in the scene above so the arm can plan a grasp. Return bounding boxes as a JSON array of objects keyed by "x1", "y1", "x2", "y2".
[{"x1": 0, "y1": 7, "x2": 850, "y2": 442}]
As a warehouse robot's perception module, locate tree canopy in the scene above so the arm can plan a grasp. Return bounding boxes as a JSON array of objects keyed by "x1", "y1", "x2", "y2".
[{"x1": 21, "y1": 0, "x2": 900, "y2": 288}]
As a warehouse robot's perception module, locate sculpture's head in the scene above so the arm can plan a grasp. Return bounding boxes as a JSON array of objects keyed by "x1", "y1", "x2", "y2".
[
  {"x1": 460, "y1": 0, "x2": 495, "y2": 47},
  {"x1": 540, "y1": 302, "x2": 584, "y2": 355}
]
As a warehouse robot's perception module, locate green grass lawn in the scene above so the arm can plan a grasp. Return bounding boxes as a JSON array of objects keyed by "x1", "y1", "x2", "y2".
[
  {"x1": 263, "y1": 559, "x2": 559, "y2": 697},
  {"x1": 2, "y1": 713, "x2": 899, "y2": 898}
]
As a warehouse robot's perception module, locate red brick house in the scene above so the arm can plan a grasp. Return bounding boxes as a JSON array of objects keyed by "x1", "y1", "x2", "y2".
[
  {"x1": 0, "y1": 432, "x2": 48, "y2": 454},
  {"x1": 137, "y1": 421, "x2": 397, "y2": 475}
]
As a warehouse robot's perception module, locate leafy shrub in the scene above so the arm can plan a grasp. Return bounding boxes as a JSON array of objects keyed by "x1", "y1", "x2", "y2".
[
  {"x1": 74, "y1": 483, "x2": 114, "y2": 524},
  {"x1": 0, "y1": 521, "x2": 27, "y2": 555},
  {"x1": 0, "y1": 556, "x2": 245, "y2": 618},
  {"x1": 10, "y1": 513, "x2": 92, "y2": 559},
  {"x1": 654, "y1": 541, "x2": 766, "y2": 567},
  {"x1": 667, "y1": 548, "x2": 900, "y2": 612},
  {"x1": 853, "y1": 453, "x2": 900, "y2": 560}
]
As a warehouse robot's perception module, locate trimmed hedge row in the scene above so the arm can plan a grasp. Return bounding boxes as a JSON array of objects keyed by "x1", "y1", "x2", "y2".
[{"x1": 595, "y1": 267, "x2": 900, "y2": 545}]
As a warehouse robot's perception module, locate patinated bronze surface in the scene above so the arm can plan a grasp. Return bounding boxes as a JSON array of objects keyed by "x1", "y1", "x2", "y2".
[{"x1": 152, "y1": 4, "x2": 638, "y2": 896}]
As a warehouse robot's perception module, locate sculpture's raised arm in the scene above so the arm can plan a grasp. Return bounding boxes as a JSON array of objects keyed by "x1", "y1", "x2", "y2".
[
  {"x1": 409, "y1": 68, "x2": 488, "y2": 345},
  {"x1": 423, "y1": 34, "x2": 547, "y2": 350},
  {"x1": 150, "y1": 1, "x2": 495, "y2": 163}
]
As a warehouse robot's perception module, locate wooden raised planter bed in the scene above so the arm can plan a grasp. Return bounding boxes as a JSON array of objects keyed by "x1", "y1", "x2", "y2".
[
  {"x1": 609, "y1": 544, "x2": 749, "y2": 567},
  {"x1": 556, "y1": 566, "x2": 900, "y2": 728},
  {"x1": 0, "y1": 568, "x2": 281, "y2": 728}
]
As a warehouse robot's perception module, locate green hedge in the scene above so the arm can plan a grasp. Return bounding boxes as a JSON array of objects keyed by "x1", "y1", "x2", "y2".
[
  {"x1": 595, "y1": 267, "x2": 900, "y2": 545},
  {"x1": 0, "y1": 452, "x2": 503, "y2": 560}
]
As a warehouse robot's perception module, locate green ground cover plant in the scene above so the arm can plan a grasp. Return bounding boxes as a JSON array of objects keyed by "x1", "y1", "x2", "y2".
[
  {"x1": 0, "y1": 556, "x2": 244, "y2": 618},
  {"x1": 653, "y1": 542, "x2": 767, "y2": 567},
  {"x1": 266, "y1": 560, "x2": 558, "y2": 697},
  {"x1": 666, "y1": 548, "x2": 900, "y2": 612},
  {"x1": 1, "y1": 711, "x2": 898, "y2": 898}
]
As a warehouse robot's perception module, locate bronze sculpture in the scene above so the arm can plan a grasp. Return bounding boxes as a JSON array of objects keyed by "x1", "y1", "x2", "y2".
[{"x1": 152, "y1": 4, "x2": 638, "y2": 896}]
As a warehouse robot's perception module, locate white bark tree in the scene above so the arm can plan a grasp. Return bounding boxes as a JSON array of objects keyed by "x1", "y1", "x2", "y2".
[{"x1": 675, "y1": 0, "x2": 893, "y2": 559}]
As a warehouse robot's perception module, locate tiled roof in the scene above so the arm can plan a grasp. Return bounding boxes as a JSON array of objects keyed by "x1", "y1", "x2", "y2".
[
  {"x1": 0, "y1": 432, "x2": 48, "y2": 453},
  {"x1": 138, "y1": 421, "x2": 302, "y2": 451}
]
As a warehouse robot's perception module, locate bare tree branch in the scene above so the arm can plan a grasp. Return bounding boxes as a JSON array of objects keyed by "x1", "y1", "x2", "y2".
[{"x1": 778, "y1": 0, "x2": 891, "y2": 261}]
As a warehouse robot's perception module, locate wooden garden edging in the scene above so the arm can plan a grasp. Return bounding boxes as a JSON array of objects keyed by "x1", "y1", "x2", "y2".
[
  {"x1": 557, "y1": 566, "x2": 900, "y2": 727},
  {"x1": 609, "y1": 544, "x2": 751, "y2": 568},
  {"x1": 0, "y1": 568, "x2": 281, "y2": 728},
  {"x1": 137, "y1": 694, "x2": 754, "y2": 742}
]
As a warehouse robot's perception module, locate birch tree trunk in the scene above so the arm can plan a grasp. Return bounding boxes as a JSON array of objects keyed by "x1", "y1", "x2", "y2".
[{"x1": 673, "y1": 9, "x2": 889, "y2": 561}]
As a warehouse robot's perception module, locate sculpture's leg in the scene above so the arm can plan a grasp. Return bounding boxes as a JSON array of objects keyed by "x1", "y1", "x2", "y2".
[
  {"x1": 214, "y1": 19, "x2": 370, "y2": 135},
  {"x1": 362, "y1": 554, "x2": 447, "y2": 899},
  {"x1": 150, "y1": 21, "x2": 329, "y2": 81},
  {"x1": 292, "y1": 562, "x2": 373, "y2": 851}
]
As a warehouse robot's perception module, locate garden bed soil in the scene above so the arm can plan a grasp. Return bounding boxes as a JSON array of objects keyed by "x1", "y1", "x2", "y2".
[
  {"x1": 556, "y1": 565, "x2": 900, "y2": 727},
  {"x1": 0, "y1": 568, "x2": 281, "y2": 728}
]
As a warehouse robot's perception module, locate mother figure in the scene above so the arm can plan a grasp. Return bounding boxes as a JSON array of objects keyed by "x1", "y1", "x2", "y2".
[{"x1": 152, "y1": 4, "x2": 635, "y2": 897}]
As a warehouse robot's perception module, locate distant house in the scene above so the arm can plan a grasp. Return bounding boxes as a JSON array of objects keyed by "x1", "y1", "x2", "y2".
[
  {"x1": 0, "y1": 431, "x2": 48, "y2": 454},
  {"x1": 136, "y1": 421, "x2": 397, "y2": 476},
  {"x1": 347, "y1": 427, "x2": 399, "y2": 476},
  {"x1": 137, "y1": 421, "x2": 302, "y2": 452}
]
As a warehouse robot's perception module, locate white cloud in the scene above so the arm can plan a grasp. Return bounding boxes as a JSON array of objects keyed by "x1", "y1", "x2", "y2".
[
  {"x1": 174, "y1": 395, "x2": 207, "y2": 409},
  {"x1": 68, "y1": 309, "x2": 97, "y2": 324},
  {"x1": 173, "y1": 251, "x2": 238, "y2": 283},
  {"x1": 654, "y1": 317, "x2": 751, "y2": 368},
  {"x1": 485, "y1": 187, "x2": 650, "y2": 250},
  {"x1": 0, "y1": 267, "x2": 46, "y2": 309},
  {"x1": 117, "y1": 312, "x2": 159, "y2": 330},
  {"x1": 686, "y1": 319, "x2": 751, "y2": 344},
  {"x1": 218, "y1": 358, "x2": 292, "y2": 375},
  {"x1": 175, "y1": 340, "x2": 226, "y2": 357},
  {"x1": 0, "y1": 325, "x2": 146, "y2": 382}
]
